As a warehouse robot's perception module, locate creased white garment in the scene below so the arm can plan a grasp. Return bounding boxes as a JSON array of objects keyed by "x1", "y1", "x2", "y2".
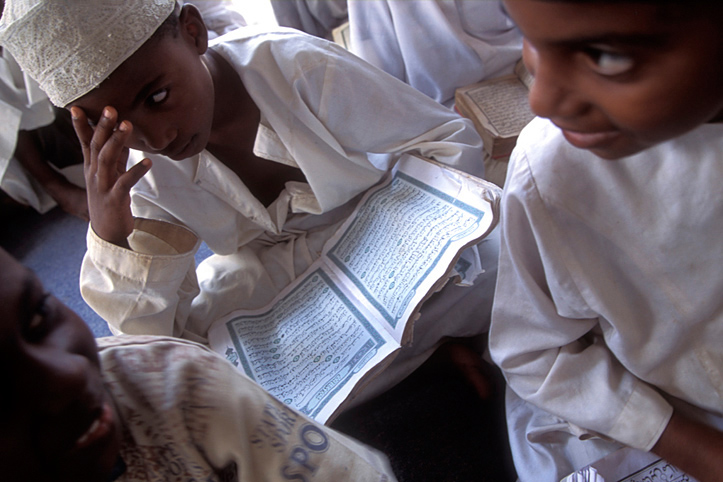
[
  {"x1": 179, "y1": 0, "x2": 247, "y2": 38},
  {"x1": 98, "y1": 335, "x2": 397, "y2": 481},
  {"x1": 81, "y1": 27, "x2": 496, "y2": 404},
  {"x1": 489, "y1": 117, "x2": 723, "y2": 482},
  {"x1": 347, "y1": 0, "x2": 522, "y2": 107}
]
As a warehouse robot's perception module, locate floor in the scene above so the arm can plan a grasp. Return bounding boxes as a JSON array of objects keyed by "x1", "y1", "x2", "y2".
[{"x1": 1, "y1": 199, "x2": 517, "y2": 482}]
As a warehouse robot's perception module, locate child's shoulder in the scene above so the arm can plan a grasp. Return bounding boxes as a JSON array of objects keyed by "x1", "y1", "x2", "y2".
[
  {"x1": 96, "y1": 335, "x2": 218, "y2": 365},
  {"x1": 210, "y1": 25, "x2": 338, "y2": 55},
  {"x1": 506, "y1": 117, "x2": 598, "y2": 197},
  {"x1": 211, "y1": 25, "x2": 350, "y2": 77},
  {"x1": 508, "y1": 117, "x2": 723, "y2": 202}
]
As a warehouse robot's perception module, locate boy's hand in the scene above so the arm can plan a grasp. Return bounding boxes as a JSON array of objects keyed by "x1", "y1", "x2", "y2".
[
  {"x1": 652, "y1": 410, "x2": 723, "y2": 481},
  {"x1": 70, "y1": 106, "x2": 151, "y2": 248}
]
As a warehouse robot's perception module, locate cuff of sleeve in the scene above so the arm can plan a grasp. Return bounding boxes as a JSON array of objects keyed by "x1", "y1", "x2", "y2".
[
  {"x1": 607, "y1": 382, "x2": 674, "y2": 451},
  {"x1": 86, "y1": 218, "x2": 200, "y2": 283}
]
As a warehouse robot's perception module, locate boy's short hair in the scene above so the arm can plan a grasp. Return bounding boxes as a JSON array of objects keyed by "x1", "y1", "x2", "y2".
[{"x1": 0, "y1": 0, "x2": 177, "y2": 107}]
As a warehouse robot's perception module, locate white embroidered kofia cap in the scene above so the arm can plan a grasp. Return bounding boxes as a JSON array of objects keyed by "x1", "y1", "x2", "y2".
[{"x1": 0, "y1": 0, "x2": 177, "y2": 107}]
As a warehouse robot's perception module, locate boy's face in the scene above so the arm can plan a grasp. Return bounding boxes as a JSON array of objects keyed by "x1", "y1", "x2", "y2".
[
  {"x1": 504, "y1": 0, "x2": 723, "y2": 159},
  {"x1": 69, "y1": 6, "x2": 215, "y2": 160},
  {"x1": 0, "y1": 249, "x2": 121, "y2": 481}
]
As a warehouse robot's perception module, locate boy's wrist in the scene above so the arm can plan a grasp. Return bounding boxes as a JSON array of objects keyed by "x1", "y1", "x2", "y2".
[{"x1": 651, "y1": 411, "x2": 723, "y2": 482}]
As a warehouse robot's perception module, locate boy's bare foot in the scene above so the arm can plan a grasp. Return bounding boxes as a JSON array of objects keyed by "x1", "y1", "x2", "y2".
[{"x1": 425, "y1": 341, "x2": 492, "y2": 400}]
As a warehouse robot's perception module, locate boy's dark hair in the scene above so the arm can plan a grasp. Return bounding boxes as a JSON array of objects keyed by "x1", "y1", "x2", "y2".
[{"x1": 150, "y1": 1, "x2": 181, "y2": 41}]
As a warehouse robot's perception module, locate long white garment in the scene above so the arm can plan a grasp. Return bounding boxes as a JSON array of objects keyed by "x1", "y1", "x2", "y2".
[
  {"x1": 81, "y1": 27, "x2": 496, "y2": 403},
  {"x1": 179, "y1": 0, "x2": 247, "y2": 38},
  {"x1": 347, "y1": 0, "x2": 522, "y2": 108},
  {"x1": 489, "y1": 117, "x2": 723, "y2": 481},
  {"x1": 0, "y1": 49, "x2": 83, "y2": 213},
  {"x1": 98, "y1": 335, "x2": 397, "y2": 481}
]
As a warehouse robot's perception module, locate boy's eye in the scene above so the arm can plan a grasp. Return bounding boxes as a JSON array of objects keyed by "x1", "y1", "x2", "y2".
[
  {"x1": 24, "y1": 293, "x2": 52, "y2": 339},
  {"x1": 585, "y1": 46, "x2": 634, "y2": 76},
  {"x1": 150, "y1": 88, "x2": 169, "y2": 105}
]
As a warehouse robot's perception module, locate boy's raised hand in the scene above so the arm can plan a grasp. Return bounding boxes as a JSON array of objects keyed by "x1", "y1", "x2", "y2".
[{"x1": 70, "y1": 106, "x2": 151, "y2": 249}]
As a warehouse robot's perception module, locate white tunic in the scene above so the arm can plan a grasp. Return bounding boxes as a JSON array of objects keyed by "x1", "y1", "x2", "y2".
[
  {"x1": 81, "y1": 27, "x2": 497, "y2": 405},
  {"x1": 99, "y1": 335, "x2": 397, "y2": 481},
  {"x1": 489, "y1": 117, "x2": 723, "y2": 480},
  {"x1": 347, "y1": 0, "x2": 522, "y2": 107}
]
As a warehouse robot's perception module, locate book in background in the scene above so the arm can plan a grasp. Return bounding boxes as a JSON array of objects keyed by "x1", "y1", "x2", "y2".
[{"x1": 455, "y1": 59, "x2": 535, "y2": 187}]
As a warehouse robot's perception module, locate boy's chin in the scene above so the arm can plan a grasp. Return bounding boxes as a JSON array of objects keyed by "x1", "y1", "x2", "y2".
[{"x1": 586, "y1": 146, "x2": 636, "y2": 161}]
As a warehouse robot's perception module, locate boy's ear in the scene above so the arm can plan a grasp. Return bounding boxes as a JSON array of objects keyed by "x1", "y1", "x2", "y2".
[{"x1": 179, "y1": 4, "x2": 208, "y2": 55}]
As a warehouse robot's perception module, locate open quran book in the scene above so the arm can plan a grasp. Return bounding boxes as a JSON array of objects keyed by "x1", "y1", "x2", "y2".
[
  {"x1": 208, "y1": 154, "x2": 500, "y2": 423},
  {"x1": 561, "y1": 448, "x2": 699, "y2": 482}
]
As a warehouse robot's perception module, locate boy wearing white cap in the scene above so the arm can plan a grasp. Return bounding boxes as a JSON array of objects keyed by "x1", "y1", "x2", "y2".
[{"x1": 0, "y1": 0, "x2": 497, "y2": 405}]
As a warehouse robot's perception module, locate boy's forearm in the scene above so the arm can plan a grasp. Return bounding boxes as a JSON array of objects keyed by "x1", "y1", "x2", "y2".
[
  {"x1": 651, "y1": 410, "x2": 723, "y2": 482},
  {"x1": 14, "y1": 129, "x2": 70, "y2": 189}
]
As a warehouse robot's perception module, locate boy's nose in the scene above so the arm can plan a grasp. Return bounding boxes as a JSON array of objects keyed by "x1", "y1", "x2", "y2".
[
  {"x1": 524, "y1": 43, "x2": 588, "y2": 121},
  {"x1": 137, "y1": 123, "x2": 176, "y2": 153}
]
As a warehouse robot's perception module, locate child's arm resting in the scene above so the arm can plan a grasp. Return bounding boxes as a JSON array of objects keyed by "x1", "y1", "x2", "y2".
[
  {"x1": 71, "y1": 105, "x2": 151, "y2": 248},
  {"x1": 14, "y1": 129, "x2": 89, "y2": 220},
  {"x1": 651, "y1": 411, "x2": 723, "y2": 482}
]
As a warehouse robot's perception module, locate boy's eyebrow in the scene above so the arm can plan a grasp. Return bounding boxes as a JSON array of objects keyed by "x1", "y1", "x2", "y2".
[{"x1": 547, "y1": 33, "x2": 667, "y2": 49}]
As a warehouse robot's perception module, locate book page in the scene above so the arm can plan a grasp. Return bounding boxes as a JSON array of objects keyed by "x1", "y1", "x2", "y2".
[
  {"x1": 209, "y1": 266, "x2": 398, "y2": 424},
  {"x1": 208, "y1": 155, "x2": 500, "y2": 423},
  {"x1": 514, "y1": 58, "x2": 534, "y2": 89},
  {"x1": 564, "y1": 447, "x2": 699, "y2": 482},
  {"x1": 324, "y1": 154, "x2": 498, "y2": 342}
]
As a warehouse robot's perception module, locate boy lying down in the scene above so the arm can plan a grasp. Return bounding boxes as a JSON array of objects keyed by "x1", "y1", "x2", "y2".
[{"x1": 0, "y1": 246, "x2": 397, "y2": 481}]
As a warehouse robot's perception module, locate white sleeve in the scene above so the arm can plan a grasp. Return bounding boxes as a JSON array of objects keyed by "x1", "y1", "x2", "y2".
[
  {"x1": 489, "y1": 148, "x2": 672, "y2": 451},
  {"x1": 80, "y1": 218, "x2": 206, "y2": 343}
]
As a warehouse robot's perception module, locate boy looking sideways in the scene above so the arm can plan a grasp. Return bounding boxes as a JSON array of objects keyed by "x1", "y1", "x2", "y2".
[
  {"x1": 0, "y1": 0, "x2": 497, "y2": 405},
  {"x1": 0, "y1": 246, "x2": 397, "y2": 481},
  {"x1": 489, "y1": 1, "x2": 723, "y2": 481}
]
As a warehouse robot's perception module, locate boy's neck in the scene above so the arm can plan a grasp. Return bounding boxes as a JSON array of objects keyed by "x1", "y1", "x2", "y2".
[{"x1": 203, "y1": 48, "x2": 260, "y2": 152}]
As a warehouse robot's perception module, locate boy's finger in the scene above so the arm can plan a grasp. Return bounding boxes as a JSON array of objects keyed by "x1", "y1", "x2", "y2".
[
  {"x1": 117, "y1": 146, "x2": 131, "y2": 177},
  {"x1": 95, "y1": 121, "x2": 132, "y2": 191},
  {"x1": 90, "y1": 106, "x2": 119, "y2": 161},
  {"x1": 70, "y1": 107, "x2": 93, "y2": 166},
  {"x1": 115, "y1": 158, "x2": 152, "y2": 193}
]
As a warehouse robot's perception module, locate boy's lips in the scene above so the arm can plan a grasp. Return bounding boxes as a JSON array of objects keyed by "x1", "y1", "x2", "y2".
[
  {"x1": 559, "y1": 127, "x2": 622, "y2": 150},
  {"x1": 73, "y1": 402, "x2": 114, "y2": 451},
  {"x1": 166, "y1": 135, "x2": 197, "y2": 160}
]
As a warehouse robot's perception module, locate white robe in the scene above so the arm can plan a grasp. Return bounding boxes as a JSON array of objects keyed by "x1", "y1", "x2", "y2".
[
  {"x1": 347, "y1": 0, "x2": 522, "y2": 108},
  {"x1": 489, "y1": 117, "x2": 723, "y2": 481},
  {"x1": 81, "y1": 27, "x2": 497, "y2": 407}
]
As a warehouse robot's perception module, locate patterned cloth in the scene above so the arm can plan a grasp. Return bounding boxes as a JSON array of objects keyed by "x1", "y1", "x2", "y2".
[
  {"x1": 0, "y1": 0, "x2": 176, "y2": 106},
  {"x1": 99, "y1": 335, "x2": 397, "y2": 481}
]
